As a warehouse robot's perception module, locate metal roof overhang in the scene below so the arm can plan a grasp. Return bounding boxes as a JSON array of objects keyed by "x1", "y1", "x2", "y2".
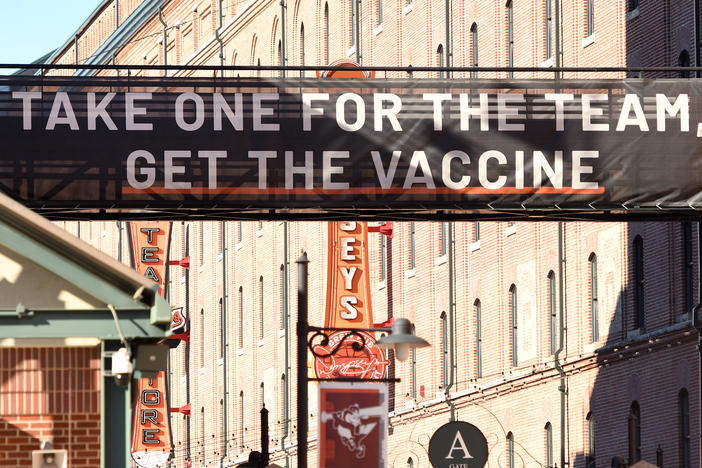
[{"x1": 0, "y1": 192, "x2": 171, "y2": 340}]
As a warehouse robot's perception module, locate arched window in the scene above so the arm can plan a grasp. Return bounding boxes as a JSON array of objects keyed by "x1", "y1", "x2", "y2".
[
  {"x1": 589, "y1": 254, "x2": 599, "y2": 342},
  {"x1": 587, "y1": 412, "x2": 596, "y2": 467},
  {"x1": 633, "y1": 235, "x2": 644, "y2": 330},
  {"x1": 506, "y1": 1, "x2": 514, "y2": 78},
  {"x1": 548, "y1": 271, "x2": 557, "y2": 354},
  {"x1": 470, "y1": 23, "x2": 478, "y2": 78},
  {"x1": 300, "y1": 23, "x2": 305, "y2": 77},
  {"x1": 280, "y1": 264, "x2": 285, "y2": 330},
  {"x1": 437, "y1": 44, "x2": 444, "y2": 78},
  {"x1": 440, "y1": 311, "x2": 448, "y2": 388},
  {"x1": 377, "y1": 0, "x2": 383, "y2": 26},
  {"x1": 586, "y1": 0, "x2": 594, "y2": 37},
  {"x1": 473, "y1": 221, "x2": 480, "y2": 242},
  {"x1": 260, "y1": 381, "x2": 265, "y2": 409},
  {"x1": 409, "y1": 222, "x2": 416, "y2": 270},
  {"x1": 278, "y1": 39, "x2": 284, "y2": 77},
  {"x1": 220, "y1": 298, "x2": 226, "y2": 359},
  {"x1": 411, "y1": 323, "x2": 417, "y2": 398},
  {"x1": 545, "y1": 423, "x2": 553, "y2": 467},
  {"x1": 507, "y1": 432, "x2": 515, "y2": 468},
  {"x1": 238, "y1": 286, "x2": 244, "y2": 348},
  {"x1": 201, "y1": 406, "x2": 206, "y2": 459},
  {"x1": 256, "y1": 58, "x2": 261, "y2": 77},
  {"x1": 259, "y1": 276, "x2": 264, "y2": 340},
  {"x1": 440, "y1": 222, "x2": 448, "y2": 256},
  {"x1": 628, "y1": 401, "x2": 641, "y2": 464},
  {"x1": 684, "y1": 222, "x2": 693, "y2": 314},
  {"x1": 324, "y1": 3, "x2": 330, "y2": 64},
  {"x1": 510, "y1": 285, "x2": 518, "y2": 366},
  {"x1": 679, "y1": 50, "x2": 691, "y2": 78},
  {"x1": 380, "y1": 227, "x2": 387, "y2": 281},
  {"x1": 545, "y1": 0, "x2": 552, "y2": 60},
  {"x1": 200, "y1": 308, "x2": 205, "y2": 368},
  {"x1": 628, "y1": 0, "x2": 639, "y2": 12},
  {"x1": 239, "y1": 391, "x2": 245, "y2": 449},
  {"x1": 407, "y1": 458, "x2": 414, "y2": 468},
  {"x1": 679, "y1": 388, "x2": 691, "y2": 468},
  {"x1": 349, "y1": 0, "x2": 355, "y2": 48},
  {"x1": 475, "y1": 300, "x2": 482, "y2": 378},
  {"x1": 199, "y1": 221, "x2": 205, "y2": 266},
  {"x1": 237, "y1": 221, "x2": 243, "y2": 243}
]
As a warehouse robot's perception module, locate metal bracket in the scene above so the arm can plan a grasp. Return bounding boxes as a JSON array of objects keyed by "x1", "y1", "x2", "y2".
[{"x1": 0, "y1": 303, "x2": 35, "y2": 318}]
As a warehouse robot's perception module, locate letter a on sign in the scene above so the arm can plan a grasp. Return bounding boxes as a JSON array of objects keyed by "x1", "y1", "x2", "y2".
[
  {"x1": 445, "y1": 431, "x2": 473, "y2": 459},
  {"x1": 428, "y1": 421, "x2": 488, "y2": 468}
]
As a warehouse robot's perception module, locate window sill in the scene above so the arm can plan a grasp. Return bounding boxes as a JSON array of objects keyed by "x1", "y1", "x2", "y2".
[
  {"x1": 258, "y1": 338, "x2": 265, "y2": 347},
  {"x1": 180, "y1": 375, "x2": 187, "y2": 383},
  {"x1": 236, "y1": 241, "x2": 243, "y2": 251},
  {"x1": 198, "y1": 264, "x2": 206, "y2": 273},
  {"x1": 626, "y1": 7, "x2": 640, "y2": 21},
  {"x1": 373, "y1": 24, "x2": 383, "y2": 36},
  {"x1": 102, "y1": 230, "x2": 107, "y2": 238},
  {"x1": 218, "y1": 357, "x2": 224, "y2": 366},
  {"x1": 217, "y1": 252, "x2": 223, "y2": 262},
  {"x1": 405, "y1": 268, "x2": 416, "y2": 278},
  {"x1": 627, "y1": 328, "x2": 642, "y2": 340},
  {"x1": 582, "y1": 34, "x2": 595, "y2": 48},
  {"x1": 403, "y1": 3, "x2": 413, "y2": 15},
  {"x1": 470, "y1": 240, "x2": 480, "y2": 252},
  {"x1": 180, "y1": 274, "x2": 186, "y2": 284},
  {"x1": 435, "y1": 255, "x2": 447, "y2": 266},
  {"x1": 346, "y1": 45, "x2": 356, "y2": 58},
  {"x1": 540, "y1": 57, "x2": 554, "y2": 68},
  {"x1": 377, "y1": 280, "x2": 386, "y2": 291},
  {"x1": 198, "y1": 367, "x2": 205, "y2": 375},
  {"x1": 256, "y1": 229, "x2": 264, "y2": 238},
  {"x1": 237, "y1": 348, "x2": 244, "y2": 356},
  {"x1": 278, "y1": 329, "x2": 286, "y2": 338},
  {"x1": 505, "y1": 225, "x2": 517, "y2": 237}
]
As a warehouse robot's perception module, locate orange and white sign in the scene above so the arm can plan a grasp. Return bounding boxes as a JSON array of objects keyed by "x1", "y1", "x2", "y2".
[
  {"x1": 131, "y1": 371, "x2": 172, "y2": 467},
  {"x1": 129, "y1": 221, "x2": 171, "y2": 296},
  {"x1": 129, "y1": 222, "x2": 173, "y2": 467},
  {"x1": 316, "y1": 222, "x2": 388, "y2": 380},
  {"x1": 324, "y1": 222, "x2": 373, "y2": 329}
]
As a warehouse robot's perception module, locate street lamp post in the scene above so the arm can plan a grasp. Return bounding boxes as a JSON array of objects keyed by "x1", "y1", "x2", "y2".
[{"x1": 295, "y1": 252, "x2": 429, "y2": 467}]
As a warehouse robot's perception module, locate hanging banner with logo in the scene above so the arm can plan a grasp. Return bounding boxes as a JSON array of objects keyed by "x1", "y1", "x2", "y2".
[
  {"x1": 129, "y1": 221, "x2": 174, "y2": 467},
  {"x1": 131, "y1": 371, "x2": 172, "y2": 468},
  {"x1": 314, "y1": 222, "x2": 388, "y2": 380},
  {"x1": 319, "y1": 382, "x2": 388, "y2": 468},
  {"x1": 5, "y1": 78, "x2": 702, "y2": 219}
]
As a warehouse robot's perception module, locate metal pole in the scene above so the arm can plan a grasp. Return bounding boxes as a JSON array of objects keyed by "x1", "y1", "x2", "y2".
[
  {"x1": 296, "y1": 252, "x2": 310, "y2": 468},
  {"x1": 280, "y1": 0, "x2": 287, "y2": 77}
]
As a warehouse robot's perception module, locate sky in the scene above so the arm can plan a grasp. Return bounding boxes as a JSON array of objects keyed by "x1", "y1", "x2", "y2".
[{"x1": 0, "y1": 1, "x2": 103, "y2": 73}]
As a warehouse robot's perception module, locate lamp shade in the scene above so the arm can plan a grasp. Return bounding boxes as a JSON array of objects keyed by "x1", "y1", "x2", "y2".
[{"x1": 374, "y1": 318, "x2": 429, "y2": 360}]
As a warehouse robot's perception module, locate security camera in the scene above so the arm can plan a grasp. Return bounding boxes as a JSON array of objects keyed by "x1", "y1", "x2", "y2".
[{"x1": 112, "y1": 347, "x2": 133, "y2": 387}]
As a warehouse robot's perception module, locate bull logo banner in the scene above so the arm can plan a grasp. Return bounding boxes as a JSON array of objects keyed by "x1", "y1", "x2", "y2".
[
  {"x1": 131, "y1": 371, "x2": 172, "y2": 467},
  {"x1": 315, "y1": 222, "x2": 388, "y2": 379},
  {"x1": 319, "y1": 382, "x2": 388, "y2": 468}
]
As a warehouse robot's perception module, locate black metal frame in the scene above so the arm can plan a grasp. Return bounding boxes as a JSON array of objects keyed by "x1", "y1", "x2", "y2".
[{"x1": 306, "y1": 325, "x2": 399, "y2": 383}]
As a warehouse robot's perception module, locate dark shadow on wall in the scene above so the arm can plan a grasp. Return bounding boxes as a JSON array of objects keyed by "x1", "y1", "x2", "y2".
[{"x1": 570, "y1": 222, "x2": 696, "y2": 468}]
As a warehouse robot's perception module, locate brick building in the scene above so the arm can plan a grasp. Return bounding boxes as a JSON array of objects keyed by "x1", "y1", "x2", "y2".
[{"x1": 24, "y1": 0, "x2": 702, "y2": 467}]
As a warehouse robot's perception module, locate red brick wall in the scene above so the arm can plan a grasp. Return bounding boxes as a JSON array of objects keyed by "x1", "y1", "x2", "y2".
[{"x1": 0, "y1": 347, "x2": 101, "y2": 467}]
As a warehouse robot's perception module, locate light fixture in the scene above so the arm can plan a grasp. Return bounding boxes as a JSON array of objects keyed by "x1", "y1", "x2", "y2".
[{"x1": 374, "y1": 318, "x2": 429, "y2": 361}]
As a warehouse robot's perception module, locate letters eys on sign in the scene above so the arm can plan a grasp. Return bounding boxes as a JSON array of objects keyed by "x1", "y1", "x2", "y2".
[{"x1": 428, "y1": 421, "x2": 489, "y2": 468}]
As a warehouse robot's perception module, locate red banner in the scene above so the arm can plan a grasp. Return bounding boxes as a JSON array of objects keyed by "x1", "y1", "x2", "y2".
[
  {"x1": 319, "y1": 382, "x2": 388, "y2": 468},
  {"x1": 131, "y1": 371, "x2": 172, "y2": 467}
]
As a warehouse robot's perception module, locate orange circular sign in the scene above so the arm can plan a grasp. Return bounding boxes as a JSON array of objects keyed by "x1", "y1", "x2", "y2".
[{"x1": 313, "y1": 331, "x2": 389, "y2": 380}]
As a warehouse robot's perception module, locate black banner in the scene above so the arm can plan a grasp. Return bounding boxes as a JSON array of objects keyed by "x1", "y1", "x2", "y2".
[{"x1": 1, "y1": 77, "x2": 701, "y2": 219}]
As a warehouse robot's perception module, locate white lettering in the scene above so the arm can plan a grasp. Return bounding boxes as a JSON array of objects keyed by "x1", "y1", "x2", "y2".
[
  {"x1": 374, "y1": 93, "x2": 403, "y2": 131},
  {"x1": 12, "y1": 91, "x2": 41, "y2": 130},
  {"x1": 340, "y1": 266, "x2": 358, "y2": 290},
  {"x1": 403, "y1": 151, "x2": 435, "y2": 189},
  {"x1": 581, "y1": 94, "x2": 609, "y2": 131},
  {"x1": 213, "y1": 93, "x2": 243, "y2": 130},
  {"x1": 423, "y1": 93, "x2": 452, "y2": 130},
  {"x1": 125, "y1": 93, "x2": 153, "y2": 131},
  {"x1": 87, "y1": 92, "x2": 117, "y2": 130},
  {"x1": 175, "y1": 93, "x2": 205, "y2": 131},
  {"x1": 371, "y1": 151, "x2": 401, "y2": 189},
  {"x1": 442, "y1": 150, "x2": 470, "y2": 189},
  {"x1": 164, "y1": 150, "x2": 191, "y2": 189},
  {"x1": 253, "y1": 93, "x2": 280, "y2": 131},
  {"x1": 544, "y1": 93, "x2": 574, "y2": 131},
  {"x1": 285, "y1": 150, "x2": 313, "y2": 189},
  {"x1": 302, "y1": 93, "x2": 329, "y2": 131},
  {"x1": 46, "y1": 92, "x2": 79, "y2": 130},
  {"x1": 572, "y1": 150, "x2": 599, "y2": 189},
  {"x1": 248, "y1": 151, "x2": 277, "y2": 189},
  {"x1": 616, "y1": 94, "x2": 649, "y2": 131},
  {"x1": 478, "y1": 150, "x2": 507, "y2": 189},
  {"x1": 198, "y1": 150, "x2": 227, "y2": 189},
  {"x1": 340, "y1": 296, "x2": 359, "y2": 320},
  {"x1": 323, "y1": 151, "x2": 350, "y2": 190},
  {"x1": 656, "y1": 94, "x2": 689, "y2": 132},
  {"x1": 497, "y1": 94, "x2": 525, "y2": 131},
  {"x1": 127, "y1": 150, "x2": 156, "y2": 189},
  {"x1": 337, "y1": 93, "x2": 366, "y2": 131}
]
